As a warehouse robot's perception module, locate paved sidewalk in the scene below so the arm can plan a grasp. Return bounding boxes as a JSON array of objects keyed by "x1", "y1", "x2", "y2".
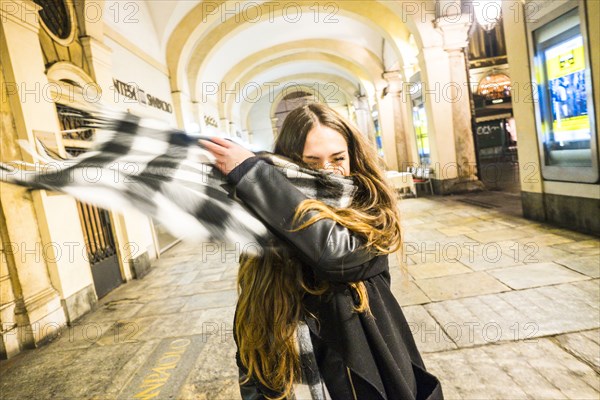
[{"x1": 1, "y1": 191, "x2": 598, "y2": 399}]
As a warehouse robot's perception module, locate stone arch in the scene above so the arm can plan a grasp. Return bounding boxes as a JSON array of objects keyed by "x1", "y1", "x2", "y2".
[
  {"x1": 223, "y1": 52, "x2": 375, "y2": 120},
  {"x1": 208, "y1": 39, "x2": 383, "y2": 104},
  {"x1": 379, "y1": 0, "x2": 444, "y2": 72},
  {"x1": 240, "y1": 73, "x2": 358, "y2": 130},
  {"x1": 244, "y1": 82, "x2": 330, "y2": 150},
  {"x1": 45, "y1": 62, "x2": 102, "y2": 109},
  {"x1": 166, "y1": 1, "x2": 412, "y2": 96},
  {"x1": 270, "y1": 83, "x2": 326, "y2": 133}
]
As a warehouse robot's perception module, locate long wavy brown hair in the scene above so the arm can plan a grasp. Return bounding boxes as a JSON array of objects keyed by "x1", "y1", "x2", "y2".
[{"x1": 235, "y1": 102, "x2": 404, "y2": 399}]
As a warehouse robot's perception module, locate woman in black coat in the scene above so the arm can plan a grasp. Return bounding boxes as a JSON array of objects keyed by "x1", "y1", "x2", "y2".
[{"x1": 201, "y1": 103, "x2": 443, "y2": 400}]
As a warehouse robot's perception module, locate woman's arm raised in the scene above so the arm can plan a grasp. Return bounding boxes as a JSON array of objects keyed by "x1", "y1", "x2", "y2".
[{"x1": 227, "y1": 157, "x2": 379, "y2": 282}]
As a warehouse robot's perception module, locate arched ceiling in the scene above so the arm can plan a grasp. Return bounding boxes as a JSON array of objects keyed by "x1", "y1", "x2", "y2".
[
  {"x1": 145, "y1": 1, "x2": 200, "y2": 54},
  {"x1": 199, "y1": 14, "x2": 385, "y2": 86},
  {"x1": 223, "y1": 53, "x2": 374, "y2": 119},
  {"x1": 240, "y1": 72, "x2": 358, "y2": 129},
  {"x1": 141, "y1": 1, "x2": 420, "y2": 123},
  {"x1": 214, "y1": 38, "x2": 382, "y2": 99}
]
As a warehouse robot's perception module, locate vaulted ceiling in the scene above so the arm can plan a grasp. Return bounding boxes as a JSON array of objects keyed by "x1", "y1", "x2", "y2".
[{"x1": 105, "y1": 1, "x2": 438, "y2": 126}]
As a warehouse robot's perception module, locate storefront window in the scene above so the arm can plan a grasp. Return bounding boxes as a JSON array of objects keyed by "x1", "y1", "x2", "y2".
[
  {"x1": 372, "y1": 107, "x2": 385, "y2": 159},
  {"x1": 529, "y1": 2, "x2": 598, "y2": 182},
  {"x1": 412, "y1": 105, "x2": 430, "y2": 165},
  {"x1": 408, "y1": 72, "x2": 431, "y2": 166}
]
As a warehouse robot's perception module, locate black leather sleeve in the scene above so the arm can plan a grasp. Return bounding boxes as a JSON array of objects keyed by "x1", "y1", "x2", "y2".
[{"x1": 230, "y1": 159, "x2": 378, "y2": 282}]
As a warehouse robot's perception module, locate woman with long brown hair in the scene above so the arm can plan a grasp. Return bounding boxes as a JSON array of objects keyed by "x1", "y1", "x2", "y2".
[{"x1": 200, "y1": 103, "x2": 443, "y2": 400}]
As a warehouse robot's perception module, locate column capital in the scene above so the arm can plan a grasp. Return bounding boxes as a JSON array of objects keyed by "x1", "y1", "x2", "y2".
[
  {"x1": 382, "y1": 70, "x2": 402, "y2": 82},
  {"x1": 353, "y1": 95, "x2": 370, "y2": 111},
  {"x1": 434, "y1": 13, "x2": 472, "y2": 52},
  {"x1": 383, "y1": 70, "x2": 403, "y2": 95}
]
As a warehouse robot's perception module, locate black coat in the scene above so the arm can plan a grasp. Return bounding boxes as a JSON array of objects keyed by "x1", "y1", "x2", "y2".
[{"x1": 227, "y1": 158, "x2": 444, "y2": 400}]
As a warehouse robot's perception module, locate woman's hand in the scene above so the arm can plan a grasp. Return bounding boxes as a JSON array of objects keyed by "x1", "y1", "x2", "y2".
[{"x1": 199, "y1": 137, "x2": 255, "y2": 175}]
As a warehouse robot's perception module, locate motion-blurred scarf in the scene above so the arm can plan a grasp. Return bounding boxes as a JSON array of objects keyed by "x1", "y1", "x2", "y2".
[{"x1": 0, "y1": 106, "x2": 358, "y2": 399}]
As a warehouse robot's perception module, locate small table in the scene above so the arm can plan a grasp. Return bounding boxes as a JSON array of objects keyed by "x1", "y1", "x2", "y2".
[{"x1": 385, "y1": 171, "x2": 416, "y2": 197}]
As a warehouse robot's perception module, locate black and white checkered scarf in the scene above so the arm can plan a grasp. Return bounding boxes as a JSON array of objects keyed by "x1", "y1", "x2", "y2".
[{"x1": 0, "y1": 107, "x2": 360, "y2": 399}]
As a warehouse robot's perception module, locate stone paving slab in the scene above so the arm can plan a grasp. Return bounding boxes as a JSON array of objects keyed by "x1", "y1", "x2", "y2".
[
  {"x1": 135, "y1": 296, "x2": 189, "y2": 317},
  {"x1": 424, "y1": 280, "x2": 600, "y2": 348},
  {"x1": 100, "y1": 339, "x2": 163, "y2": 399},
  {"x1": 488, "y1": 262, "x2": 591, "y2": 290},
  {"x1": 404, "y1": 234, "x2": 486, "y2": 265},
  {"x1": 402, "y1": 305, "x2": 458, "y2": 353},
  {"x1": 178, "y1": 334, "x2": 239, "y2": 399},
  {"x1": 78, "y1": 298, "x2": 146, "y2": 322},
  {"x1": 180, "y1": 289, "x2": 238, "y2": 312},
  {"x1": 414, "y1": 271, "x2": 511, "y2": 302},
  {"x1": 553, "y1": 240, "x2": 600, "y2": 257},
  {"x1": 0, "y1": 340, "x2": 148, "y2": 399},
  {"x1": 555, "y1": 254, "x2": 600, "y2": 278},
  {"x1": 436, "y1": 224, "x2": 478, "y2": 236},
  {"x1": 99, "y1": 311, "x2": 205, "y2": 343},
  {"x1": 465, "y1": 227, "x2": 534, "y2": 242},
  {"x1": 389, "y1": 275, "x2": 431, "y2": 306},
  {"x1": 174, "y1": 279, "x2": 236, "y2": 296},
  {"x1": 552, "y1": 329, "x2": 600, "y2": 373},
  {"x1": 117, "y1": 335, "x2": 207, "y2": 400},
  {"x1": 31, "y1": 319, "x2": 118, "y2": 353},
  {"x1": 514, "y1": 232, "x2": 575, "y2": 247},
  {"x1": 424, "y1": 336, "x2": 600, "y2": 399},
  {"x1": 495, "y1": 238, "x2": 574, "y2": 264},
  {"x1": 408, "y1": 261, "x2": 473, "y2": 280},
  {"x1": 402, "y1": 227, "x2": 452, "y2": 243},
  {"x1": 546, "y1": 227, "x2": 599, "y2": 242},
  {"x1": 456, "y1": 246, "x2": 523, "y2": 271}
]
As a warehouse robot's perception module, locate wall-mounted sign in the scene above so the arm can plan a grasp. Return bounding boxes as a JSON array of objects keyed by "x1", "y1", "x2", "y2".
[{"x1": 112, "y1": 78, "x2": 173, "y2": 114}]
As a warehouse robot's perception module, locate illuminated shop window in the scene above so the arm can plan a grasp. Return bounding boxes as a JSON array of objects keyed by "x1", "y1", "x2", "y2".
[
  {"x1": 529, "y1": 3, "x2": 598, "y2": 183},
  {"x1": 477, "y1": 73, "x2": 511, "y2": 101},
  {"x1": 412, "y1": 105, "x2": 430, "y2": 165}
]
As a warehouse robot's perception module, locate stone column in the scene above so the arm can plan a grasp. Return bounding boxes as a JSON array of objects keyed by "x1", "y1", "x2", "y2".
[
  {"x1": 171, "y1": 90, "x2": 194, "y2": 130},
  {"x1": 352, "y1": 95, "x2": 374, "y2": 143},
  {"x1": 270, "y1": 117, "x2": 278, "y2": 138},
  {"x1": 375, "y1": 87, "x2": 399, "y2": 171},
  {"x1": 190, "y1": 101, "x2": 202, "y2": 133},
  {"x1": 0, "y1": 0, "x2": 67, "y2": 356},
  {"x1": 220, "y1": 117, "x2": 230, "y2": 135},
  {"x1": 230, "y1": 121, "x2": 238, "y2": 137},
  {"x1": 383, "y1": 70, "x2": 411, "y2": 171},
  {"x1": 418, "y1": 45, "x2": 455, "y2": 188},
  {"x1": 435, "y1": 14, "x2": 482, "y2": 188}
]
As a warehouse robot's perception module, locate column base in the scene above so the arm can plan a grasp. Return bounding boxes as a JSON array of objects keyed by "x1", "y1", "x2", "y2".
[
  {"x1": 522, "y1": 190, "x2": 600, "y2": 235},
  {"x1": 130, "y1": 251, "x2": 151, "y2": 279},
  {"x1": 433, "y1": 178, "x2": 486, "y2": 195},
  {"x1": 15, "y1": 287, "x2": 67, "y2": 352},
  {"x1": 62, "y1": 284, "x2": 97, "y2": 324},
  {"x1": 0, "y1": 319, "x2": 20, "y2": 359}
]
